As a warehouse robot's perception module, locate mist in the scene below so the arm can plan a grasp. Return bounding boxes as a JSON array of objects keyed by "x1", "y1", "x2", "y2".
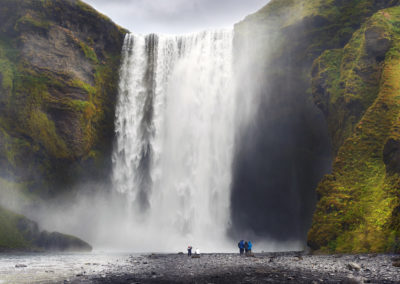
[
  {"x1": 229, "y1": 6, "x2": 332, "y2": 244},
  {"x1": 0, "y1": 1, "x2": 333, "y2": 254}
]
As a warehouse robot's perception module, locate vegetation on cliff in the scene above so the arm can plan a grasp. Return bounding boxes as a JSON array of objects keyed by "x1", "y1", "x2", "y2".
[
  {"x1": 0, "y1": 0, "x2": 127, "y2": 251},
  {"x1": 233, "y1": 0, "x2": 400, "y2": 251},
  {"x1": 0, "y1": 0, "x2": 127, "y2": 196},
  {"x1": 0, "y1": 204, "x2": 92, "y2": 252},
  {"x1": 309, "y1": 6, "x2": 400, "y2": 253}
]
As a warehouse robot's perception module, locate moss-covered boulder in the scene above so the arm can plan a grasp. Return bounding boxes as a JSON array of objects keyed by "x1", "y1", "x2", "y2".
[
  {"x1": 0, "y1": 205, "x2": 92, "y2": 252},
  {"x1": 308, "y1": 6, "x2": 400, "y2": 254},
  {"x1": 0, "y1": 0, "x2": 127, "y2": 195}
]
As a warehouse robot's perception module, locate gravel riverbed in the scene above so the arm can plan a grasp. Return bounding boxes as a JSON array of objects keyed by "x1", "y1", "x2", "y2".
[{"x1": 68, "y1": 252, "x2": 400, "y2": 283}]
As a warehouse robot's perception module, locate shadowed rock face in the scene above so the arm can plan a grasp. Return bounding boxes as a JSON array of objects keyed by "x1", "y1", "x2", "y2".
[
  {"x1": 230, "y1": 0, "x2": 400, "y2": 245},
  {"x1": 383, "y1": 139, "x2": 400, "y2": 174}
]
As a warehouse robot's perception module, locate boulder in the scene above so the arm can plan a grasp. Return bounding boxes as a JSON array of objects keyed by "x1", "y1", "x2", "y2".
[{"x1": 347, "y1": 262, "x2": 361, "y2": 271}]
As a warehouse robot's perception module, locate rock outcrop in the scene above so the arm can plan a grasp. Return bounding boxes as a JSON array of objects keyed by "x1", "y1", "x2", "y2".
[
  {"x1": 0, "y1": 205, "x2": 91, "y2": 252},
  {"x1": 0, "y1": 0, "x2": 127, "y2": 195}
]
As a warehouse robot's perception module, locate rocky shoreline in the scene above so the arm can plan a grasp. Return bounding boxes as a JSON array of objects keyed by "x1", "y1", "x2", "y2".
[{"x1": 67, "y1": 252, "x2": 400, "y2": 283}]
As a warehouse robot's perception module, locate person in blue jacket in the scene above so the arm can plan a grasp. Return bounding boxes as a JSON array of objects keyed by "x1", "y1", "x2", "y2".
[
  {"x1": 238, "y1": 240, "x2": 245, "y2": 255},
  {"x1": 247, "y1": 241, "x2": 253, "y2": 255}
]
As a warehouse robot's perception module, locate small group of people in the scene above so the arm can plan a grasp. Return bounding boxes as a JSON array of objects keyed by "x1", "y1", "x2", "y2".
[
  {"x1": 237, "y1": 240, "x2": 253, "y2": 256},
  {"x1": 187, "y1": 245, "x2": 200, "y2": 257}
]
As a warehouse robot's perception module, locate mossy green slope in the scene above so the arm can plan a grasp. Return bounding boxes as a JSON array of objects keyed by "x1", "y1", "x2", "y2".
[
  {"x1": 0, "y1": 206, "x2": 30, "y2": 250},
  {"x1": 0, "y1": 203, "x2": 92, "y2": 252},
  {"x1": 308, "y1": 7, "x2": 400, "y2": 253},
  {"x1": 0, "y1": 0, "x2": 127, "y2": 195}
]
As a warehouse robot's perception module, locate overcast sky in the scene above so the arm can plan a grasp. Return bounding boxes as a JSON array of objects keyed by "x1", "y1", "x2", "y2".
[{"x1": 84, "y1": 0, "x2": 269, "y2": 34}]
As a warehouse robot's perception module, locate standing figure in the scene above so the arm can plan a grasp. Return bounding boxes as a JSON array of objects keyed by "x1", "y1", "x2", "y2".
[
  {"x1": 187, "y1": 246, "x2": 192, "y2": 256},
  {"x1": 238, "y1": 240, "x2": 245, "y2": 255},
  {"x1": 248, "y1": 241, "x2": 253, "y2": 255},
  {"x1": 244, "y1": 241, "x2": 249, "y2": 255}
]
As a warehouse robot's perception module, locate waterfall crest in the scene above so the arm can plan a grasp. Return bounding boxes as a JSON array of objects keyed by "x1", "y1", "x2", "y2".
[{"x1": 112, "y1": 30, "x2": 235, "y2": 251}]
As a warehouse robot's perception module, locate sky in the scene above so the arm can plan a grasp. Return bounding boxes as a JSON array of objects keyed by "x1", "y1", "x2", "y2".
[{"x1": 84, "y1": 0, "x2": 270, "y2": 34}]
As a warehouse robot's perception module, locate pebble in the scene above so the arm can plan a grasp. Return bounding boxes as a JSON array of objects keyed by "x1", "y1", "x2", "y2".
[
  {"x1": 347, "y1": 262, "x2": 362, "y2": 271},
  {"x1": 65, "y1": 252, "x2": 400, "y2": 283},
  {"x1": 15, "y1": 264, "x2": 27, "y2": 268}
]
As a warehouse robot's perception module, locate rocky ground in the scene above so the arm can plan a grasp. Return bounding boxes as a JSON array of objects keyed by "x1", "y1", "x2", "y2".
[{"x1": 65, "y1": 252, "x2": 400, "y2": 284}]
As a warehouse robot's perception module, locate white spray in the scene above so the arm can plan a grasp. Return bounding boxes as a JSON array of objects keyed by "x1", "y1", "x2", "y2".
[{"x1": 112, "y1": 30, "x2": 235, "y2": 252}]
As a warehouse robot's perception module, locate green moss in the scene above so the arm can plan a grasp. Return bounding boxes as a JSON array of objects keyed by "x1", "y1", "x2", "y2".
[
  {"x1": 0, "y1": 58, "x2": 13, "y2": 91},
  {"x1": 76, "y1": 0, "x2": 112, "y2": 23},
  {"x1": 0, "y1": 0, "x2": 125, "y2": 195},
  {"x1": 15, "y1": 12, "x2": 51, "y2": 31},
  {"x1": 27, "y1": 109, "x2": 69, "y2": 159},
  {"x1": 71, "y1": 79, "x2": 96, "y2": 95},
  {"x1": 0, "y1": 206, "x2": 30, "y2": 250},
  {"x1": 79, "y1": 41, "x2": 99, "y2": 64},
  {"x1": 308, "y1": 6, "x2": 400, "y2": 253}
]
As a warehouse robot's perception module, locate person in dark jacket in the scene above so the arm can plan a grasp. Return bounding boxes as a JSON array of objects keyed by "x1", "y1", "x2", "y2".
[
  {"x1": 244, "y1": 241, "x2": 249, "y2": 255},
  {"x1": 187, "y1": 246, "x2": 192, "y2": 256},
  {"x1": 238, "y1": 240, "x2": 245, "y2": 255}
]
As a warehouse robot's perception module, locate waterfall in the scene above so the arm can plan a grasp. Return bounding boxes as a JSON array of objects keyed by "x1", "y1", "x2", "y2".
[{"x1": 112, "y1": 30, "x2": 235, "y2": 251}]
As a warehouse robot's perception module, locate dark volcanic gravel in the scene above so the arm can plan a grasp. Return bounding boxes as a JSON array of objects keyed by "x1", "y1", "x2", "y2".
[{"x1": 66, "y1": 252, "x2": 400, "y2": 283}]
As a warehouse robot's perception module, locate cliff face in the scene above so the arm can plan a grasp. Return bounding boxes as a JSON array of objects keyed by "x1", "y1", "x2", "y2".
[
  {"x1": 0, "y1": 0, "x2": 127, "y2": 195},
  {"x1": 308, "y1": 6, "x2": 400, "y2": 253},
  {"x1": 0, "y1": 0, "x2": 126, "y2": 251},
  {"x1": 232, "y1": 0, "x2": 400, "y2": 250}
]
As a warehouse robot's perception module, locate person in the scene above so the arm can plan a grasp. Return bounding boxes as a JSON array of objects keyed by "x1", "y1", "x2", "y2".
[
  {"x1": 244, "y1": 241, "x2": 249, "y2": 255},
  {"x1": 187, "y1": 246, "x2": 192, "y2": 256},
  {"x1": 247, "y1": 241, "x2": 253, "y2": 255},
  {"x1": 238, "y1": 240, "x2": 245, "y2": 255}
]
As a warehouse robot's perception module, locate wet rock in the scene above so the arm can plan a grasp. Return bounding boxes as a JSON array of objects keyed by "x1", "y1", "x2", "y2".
[
  {"x1": 15, "y1": 264, "x2": 27, "y2": 268},
  {"x1": 365, "y1": 26, "x2": 391, "y2": 61},
  {"x1": 383, "y1": 139, "x2": 400, "y2": 173},
  {"x1": 347, "y1": 262, "x2": 361, "y2": 271}
]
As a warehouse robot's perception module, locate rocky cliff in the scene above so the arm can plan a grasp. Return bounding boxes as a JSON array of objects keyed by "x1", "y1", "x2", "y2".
[
  {"x1": 308, "y1": 6, "x2": 400, "y2": 253},
  {"x1": 232, "y1": 0, "x2": 400, "y2": 252},
  {"x1": 0, "y1": 0, "x2": 127, "y2": 195},
  {"x1": 0, "y1": 0, "x2": 127, "y2": 251}
]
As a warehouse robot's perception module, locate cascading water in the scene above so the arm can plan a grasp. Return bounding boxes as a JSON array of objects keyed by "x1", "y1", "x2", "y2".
[{"x1": 112, "y1": 30, "x2": 235, "y2": 251}]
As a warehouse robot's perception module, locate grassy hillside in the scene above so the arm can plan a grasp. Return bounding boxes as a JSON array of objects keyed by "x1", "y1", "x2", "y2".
[
  {"x1": 308, "y1": 6, "x2": 400, "y2": 253},
  {"x1": 0, "y1": 206, "x2": 30, "y2": 250}
]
